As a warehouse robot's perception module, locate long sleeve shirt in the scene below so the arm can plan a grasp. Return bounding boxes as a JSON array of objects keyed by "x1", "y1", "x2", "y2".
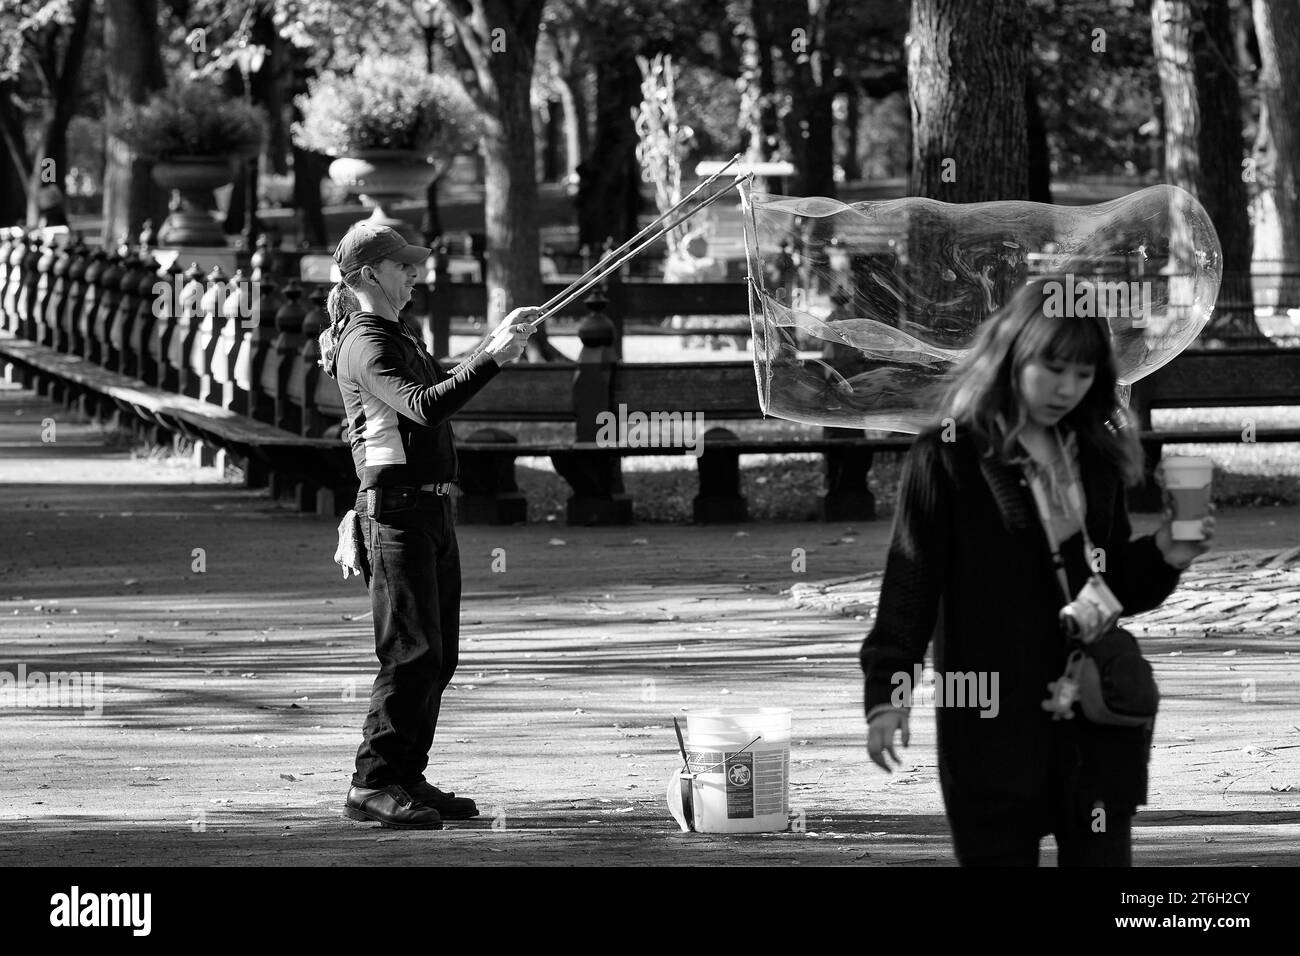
[{"x1": 332, "y1": 311, "x2": 500, "y2": 490}]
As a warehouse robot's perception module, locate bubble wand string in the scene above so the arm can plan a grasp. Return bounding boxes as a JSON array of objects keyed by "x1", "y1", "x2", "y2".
[
  {"x1": 527, "y1": 155, "x2": 741, "y2": 322},
  {"x1": 681, "y1": 738, "x2": 759, "y2": 775},
  {"x1": 528, "y1": 172, "x2": 750, "y2": 329}
]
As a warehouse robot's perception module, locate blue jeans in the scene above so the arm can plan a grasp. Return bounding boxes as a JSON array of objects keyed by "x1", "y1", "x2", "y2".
[{"x1": 351, "y1": 489, "x2": 461, "y2": 790}]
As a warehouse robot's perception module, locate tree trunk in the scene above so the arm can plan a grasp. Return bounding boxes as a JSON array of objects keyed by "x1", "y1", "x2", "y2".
[
  {"x1": 575, "y1": 52, "x2": 641, "y2": 249},
  {"x1": 907, "y1": 0, "x2": 1029, "y2": 344},
  {"x1": 443, "y1": 0, "x2": 561, "y2": 358},
  {"x1": 729, "y1": 0, "x2": 783, "y2": 171},
  {"x1": 805, "y1": 89, "x2": 836, "y2": 200},
  {"x1": 908, "y1": 0, "x2": 1029, "y2": 201},
  {"x1": 421, "y1": 176, "x2": 443, "y2": 247},
  {"x1": 0, "y1": 157, "x2": 23, "y2": 224},
  {"x1": 1252, "y1": 0, "x2": 1300, "y2": 268},
  {"x1": 25, "y1": 0, "x2": 93, "y2": 228},
  {"x1": 751, "y1": 1, "x2": 783, "y2": 169},
  {"x1": 483, "y1": 80, "x2": 541, "y2": 313},
  {"x1": 259, "y1": 14, "x2": 289, "y2": 176},
  {"x1": 291, "y1": 146, "x2": 328, "y2": 248},
  {"x1": 1026, "y1": 76, "x2": 1052, "y2": 203},
  {"x1": 288, "y1": 41, "x2": 327, "y2": 248},
  {"x1": 772, "y1": 0, "x2": 838, "y2": 201},
  {"x1": 542, "y1": 99, "x2": 562, "y2": 182},
  {"x1": 1152, "y1": 0, "x2": 1260, "y2": 341},
  {"x1": 101, "y1": 0, "x2": 167, "y2": 247},
  {"x1": 558, "y1": 68, "x2": 588, "y2": 181},
  {"x1": 0, "y1": 81, "x2": 31, "y2": 221},
  {"x1": 842, "y1": 86, "x2": 861, "y2": 182},
  {"x1": 224, "y1": 163, "x2": 246, "y2": 235}
]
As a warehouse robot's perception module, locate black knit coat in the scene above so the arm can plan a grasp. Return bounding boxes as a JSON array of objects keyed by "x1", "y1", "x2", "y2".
[{"x1": 860, "y1": 424, "x2": 1183, "y2": 825}]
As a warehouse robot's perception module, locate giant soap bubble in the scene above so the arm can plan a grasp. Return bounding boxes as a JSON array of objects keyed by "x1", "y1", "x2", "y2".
[{"x1": 739, "y1": 184, "x2": 1223, "y2": 433}]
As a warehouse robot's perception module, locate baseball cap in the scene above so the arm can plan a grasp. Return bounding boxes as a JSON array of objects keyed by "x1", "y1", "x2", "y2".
[{"x1": 332, "y1": 221, "x2": 432, "y2": 274}]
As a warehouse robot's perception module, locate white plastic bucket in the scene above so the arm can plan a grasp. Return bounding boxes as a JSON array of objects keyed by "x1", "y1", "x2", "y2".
[{"x1": 667, "y1": 708, "x2": 791, "y2": 834}]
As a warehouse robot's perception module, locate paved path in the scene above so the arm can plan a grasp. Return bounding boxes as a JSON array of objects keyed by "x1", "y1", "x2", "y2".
[{"x1": 1, "y1": 383, "x2": 1298, "y2": 865}]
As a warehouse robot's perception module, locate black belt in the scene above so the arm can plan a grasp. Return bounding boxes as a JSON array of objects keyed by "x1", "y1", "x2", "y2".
[{"x1": 355, "y1": 484, "x2": 456, "y2": 519}]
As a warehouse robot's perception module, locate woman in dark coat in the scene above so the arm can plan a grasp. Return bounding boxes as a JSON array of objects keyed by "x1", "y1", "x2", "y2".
[{"x1": 861, "y1": 280, "x2": 1215, "y2": 866}]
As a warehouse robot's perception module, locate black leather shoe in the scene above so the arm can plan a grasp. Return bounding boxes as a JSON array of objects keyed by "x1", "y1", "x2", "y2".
[
  {"x1": 405, "y1": 780, "x2": 479, "y2": 820},
  {"x1": 344, "y1": 785, "x2": 443, "y2": 829}
]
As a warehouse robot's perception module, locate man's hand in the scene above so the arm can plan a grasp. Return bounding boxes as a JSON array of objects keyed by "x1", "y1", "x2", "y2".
[
  {"x1": 866, "y1": 708, "x2": 910, "y2": 773},
  {"x1": 484, "y1": 307, "x2": 541, "y2": 365}
]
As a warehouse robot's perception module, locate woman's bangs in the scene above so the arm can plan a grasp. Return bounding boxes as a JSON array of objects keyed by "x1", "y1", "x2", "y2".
[{"x1": 1020, "y1": 310, "x2": 1108, "y2": 368}]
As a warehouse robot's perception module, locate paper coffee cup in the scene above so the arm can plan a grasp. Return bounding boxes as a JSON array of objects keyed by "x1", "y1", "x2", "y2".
[{"x1": 1161, "y1": 456, "x2": 1213, "y2": 541}]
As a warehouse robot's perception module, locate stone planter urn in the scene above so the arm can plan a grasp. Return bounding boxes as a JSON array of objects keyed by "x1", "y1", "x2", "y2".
[
  {"x1": 328, "y1": 150, "x2": 438, "y2": 242},
  {"x1": 152, "y1": 156, "x2": 236, "y2": 247}
]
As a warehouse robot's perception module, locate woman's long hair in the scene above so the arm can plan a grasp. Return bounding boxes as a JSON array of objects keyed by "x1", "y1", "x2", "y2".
[
  {"x1": 934, "y1": 278, "x2": 1145, "y2": 486},
  {"x1": 318, "y1": 267, "x2": 366, "y2": 377}
]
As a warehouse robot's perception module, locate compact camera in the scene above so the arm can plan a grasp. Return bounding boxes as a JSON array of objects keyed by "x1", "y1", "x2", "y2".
[{"x1": 1059, "y1": 575, "x2": 1123, "y2": 643}]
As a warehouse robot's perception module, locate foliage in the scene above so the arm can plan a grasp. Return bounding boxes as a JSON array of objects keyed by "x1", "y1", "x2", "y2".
[
  {"x1": 291, "y1": 55, "x2": 481, "y2": 159},
  {"x1": 0, "y1": 0, "x2": 76, "y2": 79},
  {"x1": 671, "y1": 61, "x2": 745, "y2": 162},
  {"x1": 109, "y1": 79, "x2": 268, "y2": 161},
  {"x1": 153, "y1": 0, "x2": 422, "y2": 79},
  {"x1": 1027, "y1": 0, "x2": 1164, "y2": 177}
]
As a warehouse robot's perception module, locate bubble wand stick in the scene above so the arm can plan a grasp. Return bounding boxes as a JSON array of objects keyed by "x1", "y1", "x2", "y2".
[{"x1": 528, "y1": 170, "x2": 750, "y2": 329}]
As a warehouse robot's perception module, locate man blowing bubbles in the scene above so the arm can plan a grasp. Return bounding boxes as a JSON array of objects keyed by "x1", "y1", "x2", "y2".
[{"x1": 318, "y1": 221, "x2": 536, "y2": 829}]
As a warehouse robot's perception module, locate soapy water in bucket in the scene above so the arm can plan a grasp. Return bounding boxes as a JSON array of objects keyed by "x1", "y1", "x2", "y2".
[
  {"x1": 739, "y1": 184, "x2": 1222, "y2": 432},
  {"x1": 667, "y1": 708, "x2": 791, "y2": 834}
]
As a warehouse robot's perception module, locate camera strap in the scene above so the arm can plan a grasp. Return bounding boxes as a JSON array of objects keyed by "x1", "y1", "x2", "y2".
[{"x1": 1023, "y1": 427, "x2": 1096, "y2": 607}]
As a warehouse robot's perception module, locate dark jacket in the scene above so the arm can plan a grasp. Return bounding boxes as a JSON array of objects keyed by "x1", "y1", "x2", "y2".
[
  {"x1": 332, "y1": 312, "x2": 500, "y2": 490},
  {"x1": 859, "y1": 424, "x2": 1183, "y2": 821}
]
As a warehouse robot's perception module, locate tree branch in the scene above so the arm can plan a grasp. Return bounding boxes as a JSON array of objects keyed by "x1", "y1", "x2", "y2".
[{"x1": 0, "y1": 81, "x2": 32, "y2": 177}]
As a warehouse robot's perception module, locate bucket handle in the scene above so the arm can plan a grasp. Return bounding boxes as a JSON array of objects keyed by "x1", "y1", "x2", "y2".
[
  {"x1": 685, "y1": 734, "x2": 764, "y2": 775},
  {"x1": 668, "y1": 734, "x2": 766, "y2": 833}
]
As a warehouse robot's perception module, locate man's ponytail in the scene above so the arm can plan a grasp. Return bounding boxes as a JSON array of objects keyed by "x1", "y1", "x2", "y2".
[{"x1": 318, "y1": 273, "x2": 363, "y2": 377}]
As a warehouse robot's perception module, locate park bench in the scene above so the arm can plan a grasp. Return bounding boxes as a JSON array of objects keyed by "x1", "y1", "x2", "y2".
[
  {"x1": 0, "y1": 333, "x2": 356, "y2": 503},
  {"x1": 3, "y1": 226, "x2": 1299, "y2": 524}
]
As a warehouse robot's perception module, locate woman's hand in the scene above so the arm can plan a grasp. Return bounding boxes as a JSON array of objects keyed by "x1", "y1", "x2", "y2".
[
  {"x1": 1154, "y1": 510, "x2": 1216, "y2": 570},
  {"x1": 866, "y1": 708, "x2": 910, "y2": 773}
]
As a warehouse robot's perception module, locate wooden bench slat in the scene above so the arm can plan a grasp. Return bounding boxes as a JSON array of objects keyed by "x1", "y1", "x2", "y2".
[{"x1": 1, "y1": 334, "x2": 339, "y2": 447}]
